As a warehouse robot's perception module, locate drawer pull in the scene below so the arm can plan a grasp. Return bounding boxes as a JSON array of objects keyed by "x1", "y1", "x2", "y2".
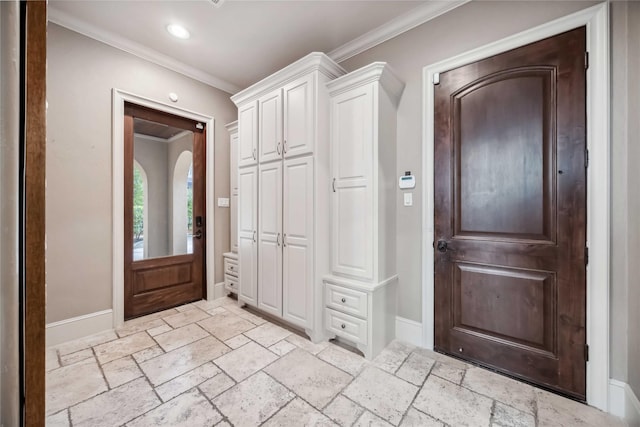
[
  {"x1": 341, "y1": 297, "x2": 346, "y2": 303},
  {"x1": 341, "y1": 324, "x2": 346, "y2": 329}
]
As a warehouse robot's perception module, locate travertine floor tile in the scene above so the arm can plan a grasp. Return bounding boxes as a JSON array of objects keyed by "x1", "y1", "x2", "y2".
[
  {"x1": 153, "y1": 323, "x2": 209, "y2": 352},
  {"x1": 132, "y1": 345, "x2": 164, "y2": 363},
  {"x1": 155, "y1": 362, "x2": 221, "y2": 402},
  {"x1": 264, "y1": 398, "x2": 337, "y2": 426},
  {"x1": 46, "y1": 348, "x2": 60, "y2": 371},
  {"x1": 244, "y1": 322, "x2": 291, "y2": 347},
  {"x1": 317, "y1": 344, "x2": 368, "y2": 377},
  {"x1": 213, "y1": 372, "x2": 294, "y2": 426},
  {"x1": 353, "y1": 410, "x2": 393, "y2": 427},
  {"x1": 116, "y1": 318, "x2": 167, "y2": 338},
  {"x1": 198, "y1": 311, "x2": 256, "y2": 341},
  {"x1": 413, "y1": 375, "x2": 492, "y2": 427},
  {"x1": 269, "y1": 339, "x2": 296, "y2": 356},
  {"x1": 139, "y1": 336, "x2": 229, "y2": 386},
  {"x1": 147, "y1": 324, "x2": 172, "y2": 337},
  {"x1": 94, "y1": 331, "x2": 156, "y2": 364},
  {"x1": 400, "y1": 407, "x2": 444, "y2": 427},
  {"x1": 54, "y1": 330, "x2": 118, "y2": 356},
  {"x1": 343, "y1": 366, "x2": 417, "y2": 425},
  {"x1": 492, "y1": 402, "x2": 535, "y2": 427},
  {"x1": 323, "y1": 395, "x2": 365, "y2": 427},
  {"x1": 45, "y1": 410, "x2": 69, "y2": 427},
  {"x1": 535, "y1": 388, "x2": 626, "y2": 427},
  {"x1": 214, "y1": 341, "x2": 278, "y2": 381},
  {"x1": 60, "y1": 348, "x2": 93, "y2": 366},
  {"x1": 285, "y1": 333, "x2": 330, "y2": 355},
  {"x1": 431, "y1": 360, "x2": 466, "y2": 385},
  {"x1": 163, "y1": 308, "x2": 210, "y2": 329},
  {"x1": 46, "y1": 358, "x2": 107, "y2": 415},
  {"x1": 127, "y1": 389, "x2": 222, "y2": 427},
  {"x1": 372, "y1": 340, "x2": 414, "y2": 374},
  {"x1": 224, "y1": 333, "x2": 251, "y2": 349},
  {"x1": 199, "y1": 372, "x2": 235, "y2": 400},
  {"x1": 102, "y1": 356, "x2": 142, "y2": 388},
  {"x1": 395, "y1": 351, "x2": 435, "y2": 386},
  {"x1": 70, "y1": 377, "x2": 160, "y2": 427},
  {"x1": 264, "y1": 348, "x2": 352, "y2": 409},
  {"x1": 463, "y1": 367, "x2": 535, "y2": 415}
]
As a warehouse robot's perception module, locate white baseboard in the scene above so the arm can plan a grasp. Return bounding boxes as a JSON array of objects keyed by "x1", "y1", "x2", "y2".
[
  {"x1": 213, "y1": 281, "x2": 226, "y2": 300},
  {"x1": 609, "y1": 379, "x2": 640, "y2": 425},
  {"x1": 395, "y1": 316, "x2": 423, "y2": 347},
  {"x1": 46, "y1": 309, "x2": 114, "y2": 347}
]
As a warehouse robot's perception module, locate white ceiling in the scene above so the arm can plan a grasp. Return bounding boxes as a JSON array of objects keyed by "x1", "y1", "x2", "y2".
[{"x1": 48, "y1": 1, "x2": 463, "y2": 94}]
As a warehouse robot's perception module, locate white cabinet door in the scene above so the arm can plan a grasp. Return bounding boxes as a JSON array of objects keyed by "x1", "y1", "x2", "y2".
[
  {"x1": 282, "y1": 156, "x2": 313, "y2": 328},
  {"x1": 258, "y1": 89, "x2": 282, "y2": 163},
  {"x1": 238, "y1": 102, "x2": 258, "y2": 167},
  {"x1": 331, "y1": 86, "x2": 373, "y2": 280},
  {"x1": 283, "y1": 74, "x2": 314, "y2": 159},
  {"x1": 230, "y1": 130, "x2": 239, "y2": 191},
  {"x1": 238, "y1": 166, "x2": 258, "y2": 306},
  {"x1": 231, "y1": 189, "x2": 238, "y2": 253},
  {"x1": 258, "y1": 161, "x2": 283, "y2": 317}
]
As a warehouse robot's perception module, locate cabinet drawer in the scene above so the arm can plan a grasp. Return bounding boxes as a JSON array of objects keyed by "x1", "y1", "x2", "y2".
[
  {"x1": 225, "y1": 274, "x2": 238, "y2": 293},
  {"x1": 325, "y1": 283, "x2": 367, "y2": 318},
  {"x1": 325, "y1": 308, "x2": 367, "y2": 345},
  {"x1": 224, "y1": 258, "x2": 238, "y2": 277}
]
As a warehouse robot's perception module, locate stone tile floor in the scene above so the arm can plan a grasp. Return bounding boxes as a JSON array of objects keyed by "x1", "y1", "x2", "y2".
[{"x1": 45, "y1": 297, "x2": 626, "y2": 427}]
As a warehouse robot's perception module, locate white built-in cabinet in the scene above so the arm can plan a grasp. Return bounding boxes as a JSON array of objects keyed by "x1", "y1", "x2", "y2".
[
  {"x1": 324, "y1": 63, "x2": 405, "y2": 359},
  {"x1": 231, "y1": 53, "x2": 345, "y2": 340}
]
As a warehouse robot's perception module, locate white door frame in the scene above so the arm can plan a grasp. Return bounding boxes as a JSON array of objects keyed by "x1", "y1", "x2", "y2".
[
  {"x1": 112, "y1": 88, "x2": 216, "y2": 328},
  {"x1": 421, "y1": 3, "x2": 609, "y2": 410}
]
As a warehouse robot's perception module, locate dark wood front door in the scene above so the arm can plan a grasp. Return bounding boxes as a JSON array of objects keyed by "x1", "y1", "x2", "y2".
[
  {"x1": 434, "y1": 27, "x2": 587, "y2": 399},
  {"x1": 124, "y1": 103, "x2": 206, "y2": 319}
]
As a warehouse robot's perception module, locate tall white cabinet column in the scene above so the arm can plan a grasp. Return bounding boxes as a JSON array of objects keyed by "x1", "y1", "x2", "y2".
[
  {"x1": 324, "y1": 63, "x2": 405, "y2": 359},
  {"x1": 231, "y1": 53, "x2": 345, "y2": 341},
  {"x1": 223, "y1": 121, "x2": 239, "y2": 295}
]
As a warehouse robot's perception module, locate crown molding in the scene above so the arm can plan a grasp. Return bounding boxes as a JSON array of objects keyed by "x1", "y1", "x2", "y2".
[
  {"x1": 48, "y1": 7, "x2": 241, "y2": 94},
  {"x1": 225, "y1": 120, "x2": 238, "y2": 133},
  {"x1": 230, "y1": 52, "x2": 346, "y2": 107},
  {"x1": 328, "y1": 0, "x2": 471, "y2": 64},
  {"x1": 326, "y1": 62, "x2": 405, "y2": 105}
]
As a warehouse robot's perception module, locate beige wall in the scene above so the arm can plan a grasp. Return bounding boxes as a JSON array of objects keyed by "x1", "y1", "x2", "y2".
[
  {"x1": 0, "y1": 1, "x2": 20, "y2": 424},
  {"x1": 624, "y1": 0, "x2": 640, "y2": 399},
  {"x1": 341, "y1": 0, "x2": 598, "y2": 323},
  {"x1": 46, "y1": 23, "x2": 237, "y2": 323}
]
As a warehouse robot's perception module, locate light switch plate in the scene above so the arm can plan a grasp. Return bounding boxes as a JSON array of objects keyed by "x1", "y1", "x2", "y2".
[
  {"x1": 217, "y1": 197, "x2": 230, "y2": 207},
  {"x1": 404, "y1": 192, "x2": 413, "y2": 206}
]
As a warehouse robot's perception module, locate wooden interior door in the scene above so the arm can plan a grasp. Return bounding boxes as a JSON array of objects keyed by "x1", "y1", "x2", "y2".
[
  {"x1": 434, "y1": 28, "x2": 587, "y2": 399},
  {"x1": 124, "y1": 103, "x2": 206, "y2": 319}
]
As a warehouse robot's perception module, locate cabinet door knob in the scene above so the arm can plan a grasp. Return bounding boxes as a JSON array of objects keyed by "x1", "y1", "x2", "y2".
[
  {"x1": 332, "y1": 178, "x2": 336, "y2": 193},
  {"x1": 277, "y1": 142, "x2": 281, "y2": 155},
  {"x1": 341, "y1": 324, "x2": 346, "y2": 329},
  {"x1": 341, "y1": 297, "x2": 346, "y2": 303},
  {"x1": 284, "y1": 139, "x2": 288, "y2": 153}
]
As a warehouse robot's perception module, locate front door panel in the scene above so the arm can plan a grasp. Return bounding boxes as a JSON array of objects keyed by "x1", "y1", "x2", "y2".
[{"x1": 434, "y1": 28, "x2": 587, "y2": 399}]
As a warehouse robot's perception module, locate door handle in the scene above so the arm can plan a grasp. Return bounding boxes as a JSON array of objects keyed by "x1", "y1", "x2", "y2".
[
  {"x1": 283, "y1": 233, "x2": 287, "y2": 247},
  {"x1": 436, "y1": 240, "x2": 454, "y2": 253},
  {"x1": 193, "y1": 230, "x2": 203, "y2": 240},
  {"x1": 253, "y1": 148, "x2": 257, "y2": 160},
  {"x1": 253, "y1": 230, "x2": 256, "y2": 243},
  {"x1": 332, "y1": 178, "x2": 336, "y2": 193},
  {"x1": 277, "y1": 233, "x2": 281, "y2": 247},
  {"x1": 277, "y1": 142, "x2": 281, "y2": 155},
  {"x1": 283, "y1": 139, "x2": 287, "y2": 153}
]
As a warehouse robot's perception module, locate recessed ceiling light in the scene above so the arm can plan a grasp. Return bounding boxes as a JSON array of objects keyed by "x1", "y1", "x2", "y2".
[{"x1": 166, "y1": 24, "x2": 190, "y2": 40}]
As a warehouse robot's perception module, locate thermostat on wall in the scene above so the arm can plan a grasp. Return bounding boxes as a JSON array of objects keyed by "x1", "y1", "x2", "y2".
[{"x1": 399, "y1": 172, "x2": 415, "y2": 189}]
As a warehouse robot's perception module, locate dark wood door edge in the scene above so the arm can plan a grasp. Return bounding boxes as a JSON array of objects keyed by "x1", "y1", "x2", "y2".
[{"x1": 23, "y1": 1, "x2": 47, "y2": 425}]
